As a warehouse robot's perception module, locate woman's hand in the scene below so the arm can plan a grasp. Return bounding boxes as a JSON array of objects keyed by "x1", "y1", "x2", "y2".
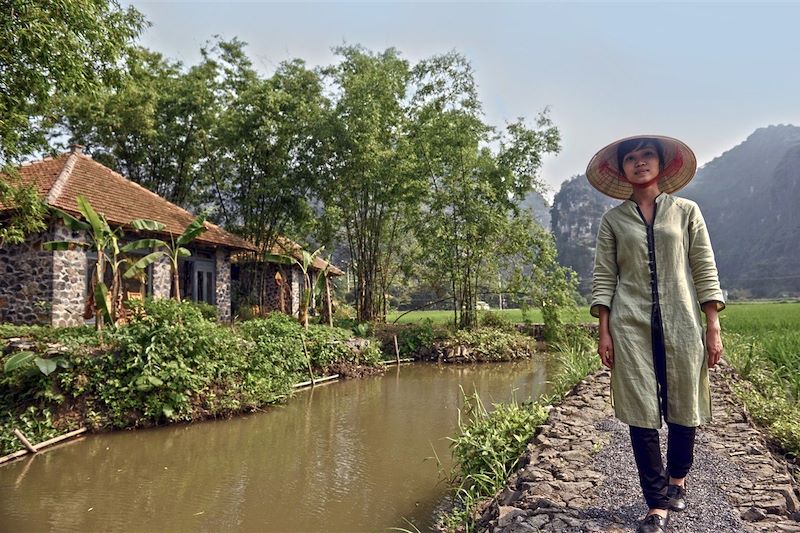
[
  {"x1": 706, "y1": 326, "x2": 723, "y2": 368},
  {"x1": 597, "y1": 331, "x2": 614, "y2": 369}
]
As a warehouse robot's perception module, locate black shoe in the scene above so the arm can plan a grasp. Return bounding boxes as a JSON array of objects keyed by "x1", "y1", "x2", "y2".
[
  {"x1": 636, "y1": 513, "x2": 669, "y2": 533},
  {"x1": 667, "y1": 484, "x2": 687, "y2": 512}
]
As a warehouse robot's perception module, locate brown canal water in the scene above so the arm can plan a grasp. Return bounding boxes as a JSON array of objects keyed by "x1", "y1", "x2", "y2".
[{"x1": 0, "y1": 359, "x2": 556, "y2": 533}]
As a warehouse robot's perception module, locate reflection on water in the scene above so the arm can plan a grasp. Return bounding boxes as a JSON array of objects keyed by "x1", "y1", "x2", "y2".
[{"x1": 0, "y1": 359, "x2": 555, "y2": 532}]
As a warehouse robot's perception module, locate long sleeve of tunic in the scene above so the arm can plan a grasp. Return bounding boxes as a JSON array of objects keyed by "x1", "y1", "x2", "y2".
[{"x1": 590, "y1": 193, "x2": 725, "y2": 428}]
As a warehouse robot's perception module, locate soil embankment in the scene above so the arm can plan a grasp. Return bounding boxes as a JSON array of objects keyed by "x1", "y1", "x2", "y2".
[{"x1": 477, "y1": 363, "x2": 800, "y2": 532}]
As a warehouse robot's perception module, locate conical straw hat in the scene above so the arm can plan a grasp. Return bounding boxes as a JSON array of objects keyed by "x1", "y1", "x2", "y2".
[{"x1": 586, "y1": 135, "x2": 697, "y2": 199}]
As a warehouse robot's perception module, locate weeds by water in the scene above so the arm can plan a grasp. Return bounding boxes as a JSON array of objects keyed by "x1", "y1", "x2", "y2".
[{"x1": 440, "y1": 327, "x2": 599, "y2": 531}]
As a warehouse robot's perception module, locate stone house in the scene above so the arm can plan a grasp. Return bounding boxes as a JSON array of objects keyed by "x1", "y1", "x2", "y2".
[{"x1": 0, "y1": 147, "x2": 342, "y2": 326}]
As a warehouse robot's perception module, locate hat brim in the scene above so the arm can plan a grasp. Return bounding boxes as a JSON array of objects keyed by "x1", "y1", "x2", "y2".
[{"x1": 586, "y1": 135, "x2": 697, "y2": 200}]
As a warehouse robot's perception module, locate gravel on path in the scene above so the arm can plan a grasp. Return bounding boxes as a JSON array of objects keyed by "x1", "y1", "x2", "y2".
[{"x1": 477, "y1": 362, "x2": 800, "y2": 532}]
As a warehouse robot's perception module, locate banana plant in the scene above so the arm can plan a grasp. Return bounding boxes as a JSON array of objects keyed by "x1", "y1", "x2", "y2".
[
  {"x1": 43, "y1": 195, "x2": 158, "y2": 331},
  {"x1": 123, "y1": 215, "x2": 207, "y2": 303},
  {"x1": 266, "y1": 245, "x2": 330, "y2": 329}
]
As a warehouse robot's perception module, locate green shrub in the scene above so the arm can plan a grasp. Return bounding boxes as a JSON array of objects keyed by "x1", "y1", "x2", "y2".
[
  {"x1": 478, "y1": 311, "x2": 515, "y2": 332},
  {"x1": 0, "y1": 302, "x2": 386, "y2": 455},
  {"x1": 0, "y1": 406, "x2": 58, "y2": 455},
  {"x1": 442, "y1": 328, "x2": 536, "y2": 361},
  {"x1": 186, "y1": 301, "x2": 219, "y2": 322},
  {"x1": 396, "y1": 319, "x2": 436, "y2": 356}
]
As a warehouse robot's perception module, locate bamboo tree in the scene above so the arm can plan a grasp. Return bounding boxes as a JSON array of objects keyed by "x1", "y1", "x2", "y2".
[
  {"x1": 320, "y1": 45, "x2": 423, "y2": 322},
  {"x1": 409, "y1": 52, "x2": 561, "y2": 329}
]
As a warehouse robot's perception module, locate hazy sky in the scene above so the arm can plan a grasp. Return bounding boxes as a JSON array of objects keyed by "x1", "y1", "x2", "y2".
[{"x1": 128, "y1": 1, "x2": 800, "y2": 200}]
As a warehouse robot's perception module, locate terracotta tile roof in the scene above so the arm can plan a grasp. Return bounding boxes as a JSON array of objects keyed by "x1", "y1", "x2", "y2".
[{"x1": 2, "y1": 150, "x2": 256, "y2": 251}]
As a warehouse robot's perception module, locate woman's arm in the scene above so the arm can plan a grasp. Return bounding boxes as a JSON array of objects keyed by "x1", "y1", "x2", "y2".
[
  {"x1": 688, "y1": 203, "x2": 725, "y2": 368},
  {"x1": 590, "y1": 215, "x2": 618, "y2": 318},
  {"x1": 591, "y1": 214, "x2": 617, "y2": 369},
  {"x1": 687, "y1": 203, "x2": 725, "y2": 310},
  {"x1": 703, "y1": 302, "x2": 723, "y2": 368},
  {"x1": 597, "y1": 305, "x2": 614, "y2": 369}
]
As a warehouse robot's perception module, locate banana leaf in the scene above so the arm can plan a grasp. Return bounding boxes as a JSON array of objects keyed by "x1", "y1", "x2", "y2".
[{"x1": 95, "y1": 282, "x2": 112, "y2": 324}]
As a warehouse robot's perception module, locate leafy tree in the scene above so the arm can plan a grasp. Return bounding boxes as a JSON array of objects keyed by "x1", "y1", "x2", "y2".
[
  {"x1": 210, "y1": 45, "x2": 330, "y2": 310},
  {"x1": 0, "y1": 0, "x2": 144, "y2": 244},
  {"x1": 0, "y1": 0, "x2": 145, "y2": 163},
  {"x1": 319, "y1": 45, "x2": 423, "y2": 322},
  {"x1": 214, "y1": 51, "x2": 328, "y2": 245},
  {"x1": 409, "y1": 52, "x2": 560, "y2": 329},
  {"x1": 59, "y1": 46, "x2": 218, "y2": 209},
  {"x1": 502, "y1": 214, "x2": 579, "y2": 339}
]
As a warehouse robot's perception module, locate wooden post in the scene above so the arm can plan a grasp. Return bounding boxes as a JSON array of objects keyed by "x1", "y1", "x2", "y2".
[
  {"x1": 393, "y1": 335, "x2": 400, "y2": 364},
  {"x1": 301, "y1": 335, "x2": 315, "y2": 387},
  {"x1": 13, "y1": 429, "x2": 37, "y2": 454},
  {"x1": 325, "y1": 276, "x2": 333, "y2": 328}
]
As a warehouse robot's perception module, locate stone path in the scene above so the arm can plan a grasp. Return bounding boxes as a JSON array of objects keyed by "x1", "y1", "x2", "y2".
[{"x1": 478, "y1": 362, "x2": 800, "y2": 532}]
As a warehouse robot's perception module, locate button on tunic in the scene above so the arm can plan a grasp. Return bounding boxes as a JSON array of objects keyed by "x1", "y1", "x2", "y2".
[{"x1": 590, "y1": 193, "x2": 725, "y2": 429}]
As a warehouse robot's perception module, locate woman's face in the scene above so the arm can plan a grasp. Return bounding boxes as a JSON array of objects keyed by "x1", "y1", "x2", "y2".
[{"x1": 621, "y1": 143, "x2": 661, "y2": 184}]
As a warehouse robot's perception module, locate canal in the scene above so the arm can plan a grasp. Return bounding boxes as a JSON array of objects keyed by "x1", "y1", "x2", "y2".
[{"x1": 0, "y1": 358, "x2": 556, "y2": 532}]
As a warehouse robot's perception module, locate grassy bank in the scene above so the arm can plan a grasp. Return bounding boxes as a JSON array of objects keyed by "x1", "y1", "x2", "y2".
[
  {"x1": 439, "y1": 327, "x2": 599, "y2": 531},
  {"x1": 387, "y1": 307, "x2": 595, "y2": 326},
  {"x1": 0, "y1": 300, "x2": 383, "y2": 457},
  {"x1": 721, "y1": 302, "x2": 800, "y2": 459}
]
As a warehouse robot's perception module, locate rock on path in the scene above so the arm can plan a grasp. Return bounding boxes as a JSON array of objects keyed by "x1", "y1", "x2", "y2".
[{"x1": 478, "y1": 362, "x2": 800, "y2": 532}]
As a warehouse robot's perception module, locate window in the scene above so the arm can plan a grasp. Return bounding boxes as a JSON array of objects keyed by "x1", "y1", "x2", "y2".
[{"x1": 178, "y1": 257, "x2": 216, "y2": 305}]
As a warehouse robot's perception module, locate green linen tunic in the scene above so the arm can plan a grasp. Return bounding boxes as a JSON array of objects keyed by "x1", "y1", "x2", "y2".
[{"x1": 590, "y1": 193, "x2": 725, "y2": 429}]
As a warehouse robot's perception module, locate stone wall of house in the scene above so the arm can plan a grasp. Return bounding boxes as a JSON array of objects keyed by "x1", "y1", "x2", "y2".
[
  {"x1": 258, "y1": 263, "x2": 291, "y2": 315},
  {"x1": 50, "y1": 222, "x2": 87, "y2": 327},
  {"x1": 215, "y1": 249, "x2": 231, "y2": 322},
  {"x1": 290, "y1": 266, "x2": 301, "y2": 317},
  {"x1": 0, "y1": 231, "x2": 54, "y2": 325},
  {"x1": 150, "y1": 255, "x2": 171, "y2": 299}
]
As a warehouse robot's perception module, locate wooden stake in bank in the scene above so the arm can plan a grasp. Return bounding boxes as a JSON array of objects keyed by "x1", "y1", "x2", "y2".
[
  {"x1": 393, "y1": 335, "x2": 400, "y2": 364},
  {"x1": 13, "y1": 429, "x2": 37, "y2": 454},
  {"x1": 301, "y1": 334, "x2": 316, "y2": 387},
  {"x1": 1, "y1": 427, "x2": 88, "y2": 466}
]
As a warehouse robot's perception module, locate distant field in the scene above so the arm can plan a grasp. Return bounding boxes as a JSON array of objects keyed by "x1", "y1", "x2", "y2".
[
  {"x1": 387, "y1": 301, "x2": 799, "y2": 333},
  {"x1": 386, "y1": 307, "x2": 595, "y2": 325}
]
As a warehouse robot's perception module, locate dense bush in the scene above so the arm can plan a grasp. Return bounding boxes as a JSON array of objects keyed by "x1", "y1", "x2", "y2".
[
  {"x1": 440, "y1": 327, "x2": 536, "y2": 361},
  {"x1": 1, "y1": 300, "x2": 384, "y2": 455},
  {"x1": 477, "y1": 311, "x2": 516, "y2": 332},
  {"x1": 395, "y1": 319, "x2": 436, "y2": 356}
]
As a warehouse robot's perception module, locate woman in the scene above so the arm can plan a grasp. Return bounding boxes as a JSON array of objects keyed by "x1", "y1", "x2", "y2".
[{"x1": 587, "y1": 135, "x2": 725, "y2": 533}]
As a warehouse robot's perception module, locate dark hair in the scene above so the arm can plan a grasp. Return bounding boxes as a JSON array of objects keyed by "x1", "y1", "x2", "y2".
[{"x1": 616, "y1": 137, "x2": 665, "y2": 172}]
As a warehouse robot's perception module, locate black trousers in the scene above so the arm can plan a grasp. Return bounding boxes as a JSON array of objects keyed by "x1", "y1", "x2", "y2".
[{"x1": 629, "y1": 423, "x2": 697, "y2": 509}]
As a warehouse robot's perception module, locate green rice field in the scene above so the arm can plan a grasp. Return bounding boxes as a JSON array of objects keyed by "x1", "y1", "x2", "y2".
[
  {"x1": 720, "y1": 301, "x2": 800, "y2": 457},
  {"x1": 721, "y1": 301, "x2": 800, "y2": 397}
]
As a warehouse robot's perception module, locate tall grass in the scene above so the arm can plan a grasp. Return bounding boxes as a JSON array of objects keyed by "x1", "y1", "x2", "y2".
[{"x1": 441, "y1": 327, "x2": 599, "y2": 531}]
